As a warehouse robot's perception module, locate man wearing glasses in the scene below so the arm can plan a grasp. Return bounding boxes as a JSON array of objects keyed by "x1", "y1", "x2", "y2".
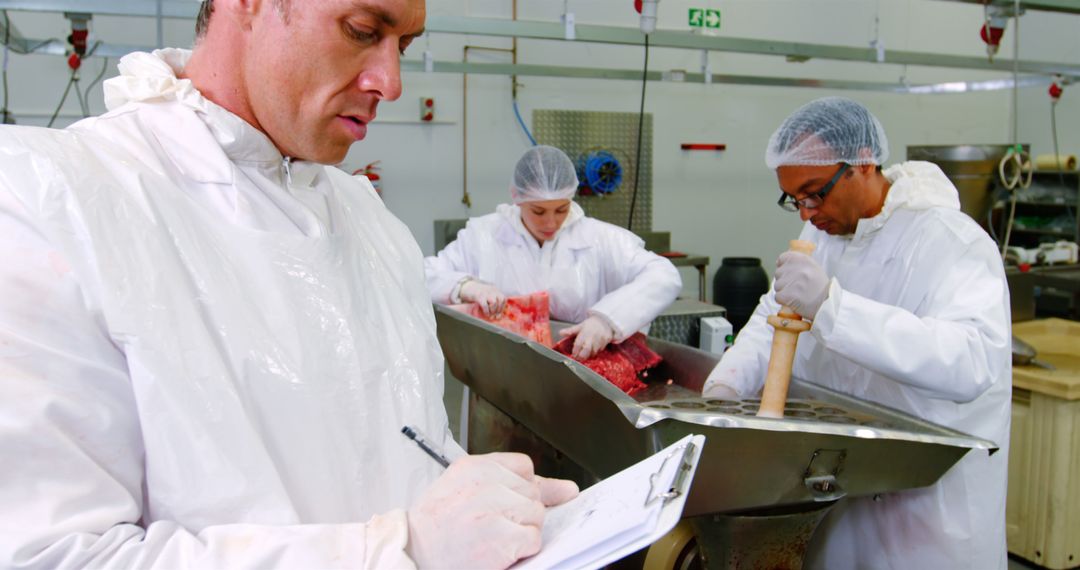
[{"x1": 704, "y1": 97, "x2": 1010, "y2": 570}]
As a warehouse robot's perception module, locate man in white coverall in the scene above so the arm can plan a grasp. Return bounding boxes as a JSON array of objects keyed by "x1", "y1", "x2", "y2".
[
  {"x1": 0, "y1": 0, "x2": 578, "y2": 568},
  {"x1": 425, "y1": 145, "x2": 682, "y2": 360},
  {"x1": 703, "y1": 97, "x2": 1011, "y2": 569}
]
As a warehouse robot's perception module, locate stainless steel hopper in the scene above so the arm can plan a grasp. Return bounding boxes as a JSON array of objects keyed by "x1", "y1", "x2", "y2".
[{"x1": 434, "y1": 305, "x2": 997, "y2": 567}]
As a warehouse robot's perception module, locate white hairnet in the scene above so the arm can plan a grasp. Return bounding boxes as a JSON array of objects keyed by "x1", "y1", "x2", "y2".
[
  {"x1": 510, "y1": 145, "x2": 579, "y2": 204},
  {"x1": 765, "y1": 97, "x2": 889, "y2": 169}
]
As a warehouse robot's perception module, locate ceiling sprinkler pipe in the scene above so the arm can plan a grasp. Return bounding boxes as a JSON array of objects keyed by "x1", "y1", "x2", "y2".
[
  {"x1": 640, "y1": 0, "x2": 659, "y2": 35},
  {"x1": 980, "y1": 4, "x2": 1018, "y2": 60}
]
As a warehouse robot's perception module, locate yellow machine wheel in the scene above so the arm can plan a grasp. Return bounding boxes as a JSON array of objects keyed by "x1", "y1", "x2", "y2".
[{"x1": 643, "y1": 521, "x2": 699, "y2": 570}]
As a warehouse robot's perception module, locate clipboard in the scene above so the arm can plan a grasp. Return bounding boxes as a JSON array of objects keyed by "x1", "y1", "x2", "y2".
[{"x1": 514, "y1": 434, "x2": 705, "y2": 570}]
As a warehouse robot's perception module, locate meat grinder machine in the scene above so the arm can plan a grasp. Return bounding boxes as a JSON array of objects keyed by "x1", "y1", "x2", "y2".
[{"x1": 433, "y1": 305, "x2": 997, "y2": 569}]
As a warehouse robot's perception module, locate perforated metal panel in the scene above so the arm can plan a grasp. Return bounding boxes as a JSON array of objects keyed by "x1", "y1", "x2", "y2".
[
  {"x1": 533, "y1": 110, "x2": 652, "y2": 232},
  {"x1": 650, "y1": 299, "x2": 726, "y2": 347}
]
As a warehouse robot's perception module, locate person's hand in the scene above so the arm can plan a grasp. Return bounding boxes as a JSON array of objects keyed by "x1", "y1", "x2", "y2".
[
  {"x1": 701, "y1": 364, "x2": 741, "y2": 399},
  {"x1": 560, "y1": 315, "x2": 617, "y2": 360},
  {"x1": 774, "y1": 251, "x2": 830, "y2": 320},
  {"x1": 406, "y1": 453, "x2": 579, "y2": 570},
  {"x1": 460, "y1": 279, "x2": 507, "y2": 318}
]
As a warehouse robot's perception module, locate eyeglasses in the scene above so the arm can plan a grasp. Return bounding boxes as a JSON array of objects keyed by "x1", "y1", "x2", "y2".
[{"x1": 777, "y1": 162, "x2": 851, "y2": 212}]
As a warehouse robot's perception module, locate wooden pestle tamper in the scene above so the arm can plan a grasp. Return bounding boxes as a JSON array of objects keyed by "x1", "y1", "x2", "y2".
[{"x1": 757, "y1": 240, "x2": 816, "y2": 419}]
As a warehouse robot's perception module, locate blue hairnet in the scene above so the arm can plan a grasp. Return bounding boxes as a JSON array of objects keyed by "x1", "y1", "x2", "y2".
[
  {"x1": 510, "y1": 145, "x2": 579, "y2": 204},
  {"x1": 765, "y1": 97, "x2": 889, "y2": 169}
]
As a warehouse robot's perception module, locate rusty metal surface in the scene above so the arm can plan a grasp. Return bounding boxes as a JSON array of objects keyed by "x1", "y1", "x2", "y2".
[{"x1": 689, "y1": 503, "x2": 834, "y2": 570}]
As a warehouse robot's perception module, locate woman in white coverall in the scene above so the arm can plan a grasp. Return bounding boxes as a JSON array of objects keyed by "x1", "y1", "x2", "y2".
[
  {"x1": 425, "y1": 145, "x2": 682, "y2": 360},
  {"x1": 0, "y1": 1, "x2": 578, "y2": 568},
  {"x1": 703, "y1": 97, "x2": 1011, "y2": 569}
]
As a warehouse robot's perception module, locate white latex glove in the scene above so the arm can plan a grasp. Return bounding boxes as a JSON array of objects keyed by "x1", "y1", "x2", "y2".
[
  {"x1": 460, "y1": 279, "x2": 507, "y2": 318},
  {"x1": 560, "y1": 315, "x2": 617, "y2": 360},
  {"x1": 406, "y1": 453, "x2": 579, "y2": 570},
  {"x1": 774, "y1": 251, "x2": 830, "y2": 321},
  {"x1": 701, "y1": 363, "x2": 741, "y2": 400}
]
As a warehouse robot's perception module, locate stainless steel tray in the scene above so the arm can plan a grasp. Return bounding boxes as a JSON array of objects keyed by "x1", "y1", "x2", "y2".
[{"x1": 434, "y1": 304, "x2": 997, "y2": 516}]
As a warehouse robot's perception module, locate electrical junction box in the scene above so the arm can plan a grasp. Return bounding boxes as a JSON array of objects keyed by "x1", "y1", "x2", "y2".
[
  {"x1": 419, "y1": 96, "x2": 434, "y2": 122},
  {"x1": 699, "y1": 316, "x2": 734, "y2": 355}
]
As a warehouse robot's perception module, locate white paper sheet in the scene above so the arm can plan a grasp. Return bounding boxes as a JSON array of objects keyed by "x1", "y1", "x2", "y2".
[{"x1": 514, "y1": 434, "x2": 705, "y2": 570}]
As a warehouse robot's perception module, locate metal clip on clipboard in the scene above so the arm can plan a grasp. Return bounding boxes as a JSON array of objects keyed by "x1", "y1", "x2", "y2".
[
  {"x1": 514, "y1": 434, "x2": 704, "y2": 570},
  {"x1": 645, "y1": 441, "x2": 697, "y2": 507}
]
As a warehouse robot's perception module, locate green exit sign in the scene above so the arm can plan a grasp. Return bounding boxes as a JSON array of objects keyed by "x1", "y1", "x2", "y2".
[{"x1": 688, "y1": 8, "x2": 721, "y2": 29}]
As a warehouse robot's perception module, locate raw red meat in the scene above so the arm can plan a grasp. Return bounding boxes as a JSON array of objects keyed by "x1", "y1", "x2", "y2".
[
  {"x1": 616, "y1": 335, "x2": 663, "y2": 370},
  {"x1": 553, "y1": 332, "x2": 661, "y2": 396},
  {"x1": 448, "y1": 291, "x2": 553, "y2": 347}
]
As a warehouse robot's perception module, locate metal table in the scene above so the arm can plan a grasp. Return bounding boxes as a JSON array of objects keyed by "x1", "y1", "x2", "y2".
[{"x1": 667, "y1": 254, "x2": 710, "y2": 302}]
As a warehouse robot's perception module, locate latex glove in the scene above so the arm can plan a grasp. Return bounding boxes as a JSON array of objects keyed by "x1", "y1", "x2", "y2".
[
  {"x1": 560, "y1": 315, "x2": 617, "y2": 360},
  {"x1": 774, "y1": 251, "x2": 830, "y2": 321},
  {"x1": 701, "y1": 363, "x2": 741, "y2": 400},
  {"x1": 406, "y1": 453, "x2": 579, "y2": 570},
  {"x1": 460, "y1": 279, "x2": 507, "y2": 318}
]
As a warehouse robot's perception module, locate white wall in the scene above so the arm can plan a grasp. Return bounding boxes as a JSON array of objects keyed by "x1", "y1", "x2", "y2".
[{"x1": 3, "y1": 1, "x2": 1078, "y2": 301}]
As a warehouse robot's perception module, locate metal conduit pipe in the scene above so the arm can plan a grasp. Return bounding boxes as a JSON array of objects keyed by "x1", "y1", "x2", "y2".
[
  {"x1": 460, "y1": 0, "x2": 518, "y2": 210},
  {"x1": 462, "y1": 45, "x2": 514, "y2": 209}
]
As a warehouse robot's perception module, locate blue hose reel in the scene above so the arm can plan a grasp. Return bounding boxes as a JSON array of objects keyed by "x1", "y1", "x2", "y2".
[{"x1": 576, "y1": 150, "x2": 623, "y2": 196}]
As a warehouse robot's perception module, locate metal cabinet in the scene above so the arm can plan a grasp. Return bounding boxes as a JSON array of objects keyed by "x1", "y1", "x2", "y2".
[{"x1": 1005, "y1": 171, "x2": 1079, "y2": 248}]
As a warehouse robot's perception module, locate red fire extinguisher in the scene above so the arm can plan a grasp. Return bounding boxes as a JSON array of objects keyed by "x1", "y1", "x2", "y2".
[{"x1": 353, "y1": 161, "x2": 382, "y2": 196}]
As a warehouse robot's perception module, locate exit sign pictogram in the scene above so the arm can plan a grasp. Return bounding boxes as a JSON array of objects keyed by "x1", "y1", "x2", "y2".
[{"x1": 688, "y1": 8, "x2": 721, "y2": 29}]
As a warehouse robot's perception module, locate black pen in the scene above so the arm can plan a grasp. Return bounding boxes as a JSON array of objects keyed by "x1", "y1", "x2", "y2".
[{"x1": 401, "y1": 425, "x2": 451, "y2": 468}]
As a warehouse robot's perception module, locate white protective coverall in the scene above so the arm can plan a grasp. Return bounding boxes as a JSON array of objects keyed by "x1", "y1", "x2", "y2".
[
  {"x1": 705, "y1": 161, "x2": 1011, "y2": 570},
  {"x1": 424, "y1": 202, "x2": 682, "y2": 340},
  {"x1": 0, "y1": 49, "x2": 454, "y2": 568}
]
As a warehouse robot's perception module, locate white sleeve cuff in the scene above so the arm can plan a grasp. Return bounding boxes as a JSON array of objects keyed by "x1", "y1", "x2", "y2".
[
  {"x1": 449, "y1": 276, "x2": 473, "y2": 304},
  {"x1": 810, "y1": 278, "x2": 843, "y2": 343},
  {"x1": 587, "y1": 309, "x2": 626, "y2": 342}
]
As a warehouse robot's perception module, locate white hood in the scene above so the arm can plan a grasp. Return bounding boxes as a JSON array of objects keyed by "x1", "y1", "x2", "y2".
[
  {"x1": 882, "y1": 161, "x2": 962, "y2": 212},
  {"x1": 102, "y1": 49, "x2": 306, "y2": 172},
  {"x1": 104, "y1": 48, "x2": 201, "y2": 111},
  {"x1": 496, "y1": 200, "x2": 586, "y2": 243},
  {"x1": 855, "y1": 160, "x2": 961, "y2": 238}
]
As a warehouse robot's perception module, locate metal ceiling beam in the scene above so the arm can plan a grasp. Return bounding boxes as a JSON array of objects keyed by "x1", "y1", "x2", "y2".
[
  {"x1": 426, "y1": 16, "x2": 1080, "y2": 78},
  {"x1": 930, "y1": 0, "x2": 1080, "y2": 14},
  {"x1": 0, "y1": 1, "x2": 197, "y2": 19},
  {"x1": 1, "y1": 28, "x2": 1054, "y2": 94},
  {"x1": 1, "y1": 15, "x2": 146, "y2": 58},
  {"x1": 9, "y1": 37, "x2": 151, "y2": 58},
  {"x1": 3, "y1": 2, "x2": 1077, "y2": 79},
  {"x1": 5, "y1": 0, "x2": 1079, "y2": 17},
  {"x1": 406, "y1": 60, "x2": 1053, "y2": 94}
]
